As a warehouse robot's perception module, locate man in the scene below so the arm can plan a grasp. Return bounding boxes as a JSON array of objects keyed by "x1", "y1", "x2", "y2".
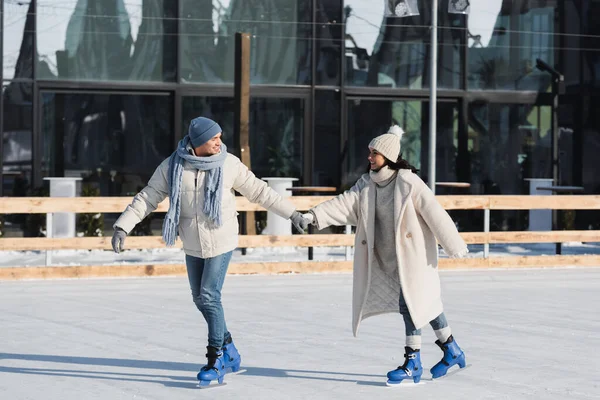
[{"x1": 111, "y1": 117, "x2": 311, "y2": 386}]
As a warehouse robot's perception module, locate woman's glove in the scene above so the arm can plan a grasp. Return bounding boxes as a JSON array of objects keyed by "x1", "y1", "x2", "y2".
[
  {"x1": 111, "y1": 228, "x2": 127, "y2": 253},
  {"x1": 290, "y1": 211, "x2": 312, "y2": 233},
  {"x1": 302, "y1": 213, "x2": 314, "y2": 225}
]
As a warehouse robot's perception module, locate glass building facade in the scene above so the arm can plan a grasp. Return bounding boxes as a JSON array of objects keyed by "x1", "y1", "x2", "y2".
[{"x1": 2, "y1": 0, "x2": 600, "y2": 232}]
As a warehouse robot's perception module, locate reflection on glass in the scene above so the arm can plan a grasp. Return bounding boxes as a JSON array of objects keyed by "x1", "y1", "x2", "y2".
[
  {"x1": 180, "y1": 0, "x2": 311, "y2": 85},
  {"x1": 344, "y1": 0, "x2": 463, "y2": 88},
  {"x1": 315, "y1": 0, "x2": 342, "y2": 86},
  {"x1": 40, "y1": 92, "x2": 174, "y2": 196},
  {"x1": 468, "y1": 102, "x2": 553, "y2": 230},
  {"x1": 2, "y1": 82, "x2": 33, "y2": 196},
  {"x1": 182, "y1": 97, "x2": 304, "y2": 179},
  {"x1": 3, "y1": 0, "x2": 34, "y2": 79},
  {"x1": 36, "y1": 0, "x2": 176, "y2": 81},
  {"x1": 468, "y1": 0, "x2": 555, "y2": 90},
  {"x1": 468, "y1": 102, "x2": 551, "y2": 196},
  {"x1": 344, "y1": 99, "x2": 459, "y2": 188}
]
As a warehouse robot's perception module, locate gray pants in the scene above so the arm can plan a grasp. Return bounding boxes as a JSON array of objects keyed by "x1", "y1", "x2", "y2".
[{"x1": 399, "y1": 287, "x2": 448, "y2": 336}]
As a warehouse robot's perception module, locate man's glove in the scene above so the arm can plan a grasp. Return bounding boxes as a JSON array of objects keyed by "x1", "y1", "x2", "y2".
[
  {"x1": 111, "y1": 228, "x2": 127, "y2": 253},
  {"x1": 290, "y1": 211, "x2": 312, "y2": 233}
]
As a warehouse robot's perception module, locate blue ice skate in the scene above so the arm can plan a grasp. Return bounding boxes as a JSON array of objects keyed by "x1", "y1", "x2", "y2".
[
  {"x1": 430, "y1": 335, "x2": 466, "y2": 379},
  {"x1": 222, "y1": 337, "x2": 242, "y2": 373},
  {"x1": 197, "y1": 346, "x2": 226, "y2": 387},
  {"x1": 386, "y1": 347, "x2": 423, "y2": 386}
]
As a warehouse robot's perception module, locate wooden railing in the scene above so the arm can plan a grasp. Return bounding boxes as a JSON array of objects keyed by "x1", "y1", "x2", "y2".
[{"x1": 0, "y1": 195, "x2": 599, "y2": 280}]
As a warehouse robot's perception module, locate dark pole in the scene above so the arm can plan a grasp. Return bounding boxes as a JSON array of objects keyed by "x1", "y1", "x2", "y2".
[
  {"x1": 536, "y1": 58, "x2": 564, "y2": 254},
  {"x1": 552, "y1": 75, "x2": 564, "y2": 254},
  {"x1": 234, "y1": 32, "x2": 254, "y2": 254}
]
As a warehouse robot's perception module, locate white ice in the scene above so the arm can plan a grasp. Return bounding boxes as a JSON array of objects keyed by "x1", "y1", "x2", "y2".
[{"x1": 1, "y1": 268, "x2": 600, "y2": 399}]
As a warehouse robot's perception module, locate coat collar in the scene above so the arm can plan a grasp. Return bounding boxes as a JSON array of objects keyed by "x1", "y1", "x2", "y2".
[
  {"x1": 394, "y1": 170, "x2": 414, "y2": 230},
  {"x1": 359, "y1": 170, "x2": 415, "y2": 248}
]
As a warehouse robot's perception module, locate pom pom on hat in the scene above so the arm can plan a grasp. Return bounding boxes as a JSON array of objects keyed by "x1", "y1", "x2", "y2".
[{"x1": 368, "y1": 125, "x2": 404, "y2": 162}]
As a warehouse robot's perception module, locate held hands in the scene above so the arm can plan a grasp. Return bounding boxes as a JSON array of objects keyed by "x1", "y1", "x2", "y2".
[
  {"x1": 303, "y1": 212, "x2": 314, "y2": 225},
  {"x1": 111, "y1": 228, "x2": 127, "y2": 253},
  {"x1": 290, "y1": 211, "x2": 314, "y2": 233}
]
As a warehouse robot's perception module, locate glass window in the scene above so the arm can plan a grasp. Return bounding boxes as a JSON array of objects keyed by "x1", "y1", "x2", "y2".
[
  {"x1": 180, "y1": 0, "x2": 312, "y2": 85},
  {"x1": 3, "y1": 0, "x2": 33, "y2": 79},
  {"x1": 579, "y1": 94, "x2": 600, "y2": 229},
  {"x1": 2, "y1": 81, "x2": 33, "y2": 196},
  {"x1": 344, "y1": 98, "x2": 459, "y2": 188},
  {"x1": 468, "y1": 101, "x2": 552, "y2": 195},
  {"x1": 40, "y1": 92, "x2": 174, "y2": 196},
  {"x1": 581, "y1": 0, "x2": 600, "y2": 88},
  {"x1": 182, "y1": 96, "x2": 305, "y2": 179},
  {"x1": 582, "y1": 95, "x2": 600, "y2": 192},
  {"x1": 314, "y1": 90, "x2": 340, "y2": 186},
  {"x1": 468, "y1": 101, "x2": 553, "y2": 230},
  {"x1": 36, "y1": 0, "x2": 176, "y2": 82},
  {"x1": 344, "y1": 0, "x2": 463, "y2": 88},
  {"x1": 315, "y1": 0, "x2": 342, "y2": 86},
  {"x1": 468, "y1": 0, "x2": 556, "y2": 91}
]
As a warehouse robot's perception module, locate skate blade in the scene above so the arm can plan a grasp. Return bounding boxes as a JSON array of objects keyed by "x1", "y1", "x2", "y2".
[
  {"x1": 431, "y1": 363, "x2": 472, "y2": 380},
  {"x1": 228, "y1": 368, "x2": 247, "y2": 376},
  {"x1": 386, "y1": 380, "x2": 425, "y2": 387},
  {"x1": 197, "y1": 381, "x2": 227, "y2": 389}
]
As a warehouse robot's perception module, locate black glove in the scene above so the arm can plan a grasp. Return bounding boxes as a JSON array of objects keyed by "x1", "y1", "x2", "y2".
[
  {"x1": 290, "y1": 211, "x2": 311, "y2": 233},
  {"x1": 111, "y1": 228, "x2": 127, "y2": 253}
]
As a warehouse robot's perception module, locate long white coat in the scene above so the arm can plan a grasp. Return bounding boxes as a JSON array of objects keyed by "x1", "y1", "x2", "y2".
[
  {"x1": 115, "y1": 153, "x2": 296, "y2": 258},
  {"x1": 311, "y1": 170, "x2": 467, "y2": 335}
]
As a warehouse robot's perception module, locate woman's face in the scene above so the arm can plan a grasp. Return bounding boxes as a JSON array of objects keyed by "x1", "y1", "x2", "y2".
[{"x1": 368, "y1": 148, "x2": 386, "y2": 171}]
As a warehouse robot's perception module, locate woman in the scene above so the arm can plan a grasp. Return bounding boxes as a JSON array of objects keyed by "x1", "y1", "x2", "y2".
[{"x1": 307, "y1": 125, "x2": 468, "y2": 385}]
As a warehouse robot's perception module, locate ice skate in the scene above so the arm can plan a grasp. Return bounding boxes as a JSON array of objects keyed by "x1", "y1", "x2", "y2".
[
  {"x1": 386, "y1": 347, "x2": 424, "y2": 386},
  {"x1": 197, "y1": 346, "x2": 226, "y2": 388},
  {"x1": 430, "y1": 335, "x2": 467, "y2": 379},
  {"x1": 222, "y1": 336, "x2": 242, "y2": 374}
]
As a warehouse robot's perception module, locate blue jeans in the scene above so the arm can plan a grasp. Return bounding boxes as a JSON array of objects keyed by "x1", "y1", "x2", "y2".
[
  {"x1": 185, "y1": 252, "x2": 233, "y2": 349},
  {"x1": 399, "y1": 287, "x2": 448, "y2": 335}
]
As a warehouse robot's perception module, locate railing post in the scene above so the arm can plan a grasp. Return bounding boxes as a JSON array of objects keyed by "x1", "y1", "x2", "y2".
[
  {"x1": 484, "y1": 208, "x2": 490, "y2": 259},
  {"x1": 46, "y1": 212, "x2": 53, "y2": 266},
  {"x1": 345, "y1": 225, "x2": 352, "y2": 261}
]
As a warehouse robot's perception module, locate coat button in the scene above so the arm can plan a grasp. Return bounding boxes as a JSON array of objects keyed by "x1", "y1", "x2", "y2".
[
  {"x1": 361, "y1": 240, "x2": 367, "y2": 245},
  {"x1": 406, "y1": 233, "x2": 412, "y2": 239}
]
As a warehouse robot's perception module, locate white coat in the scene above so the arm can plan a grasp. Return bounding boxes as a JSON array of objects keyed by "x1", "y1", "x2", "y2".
[
  {"x1": 115, "y1": 153, "x2": 296, "y2": 258},
  {"x1": 311, "y1": 170, "x2": 467, "y2": 335}
]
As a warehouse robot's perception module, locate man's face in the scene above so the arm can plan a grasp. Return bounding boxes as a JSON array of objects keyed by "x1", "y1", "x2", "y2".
[{"x1": 194, "y1": 133, "x2": 222, "y2": 157}]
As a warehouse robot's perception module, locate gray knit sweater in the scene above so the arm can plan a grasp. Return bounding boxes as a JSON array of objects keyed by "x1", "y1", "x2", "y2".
[
  {"x1": 373, "y1": 170, "x2": 401, "y2": 285},
  {"x1": 362, "y1": 168, "x2": 402, "y2": 315}
]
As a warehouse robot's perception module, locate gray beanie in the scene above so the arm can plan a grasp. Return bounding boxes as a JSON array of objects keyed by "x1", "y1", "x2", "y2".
[
  {"x1": 368, "y1": 125, "x2": 404, "y2": 162},
  {"x1": 188, "y1": 117, "x2": 222, "y2": 148}
]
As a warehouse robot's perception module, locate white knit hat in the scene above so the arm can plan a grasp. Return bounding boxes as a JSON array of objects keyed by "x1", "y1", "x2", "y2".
[{"x1": 368, "y1": 125, "x2": 404, "y2": 162}]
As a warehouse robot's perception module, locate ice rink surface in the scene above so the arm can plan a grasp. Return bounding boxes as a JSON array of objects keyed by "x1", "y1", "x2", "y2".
[{"x1": 1, "y1": 268, "x2": 599, "y2": 400}]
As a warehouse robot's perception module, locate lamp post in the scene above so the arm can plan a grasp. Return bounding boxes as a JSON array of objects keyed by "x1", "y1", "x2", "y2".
[
  {"x1": 535, "y1": 58, "x2": 564, "y2": 189},
  {"x1": 535, "y1": 58, "x2": 565, "y2": 253},
  {"x1": 388, "y1": 1, "x2": 470, "y2": 192},
  {"x1": 428, "y1": 0, "x2": 439, "y2": 193}
]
